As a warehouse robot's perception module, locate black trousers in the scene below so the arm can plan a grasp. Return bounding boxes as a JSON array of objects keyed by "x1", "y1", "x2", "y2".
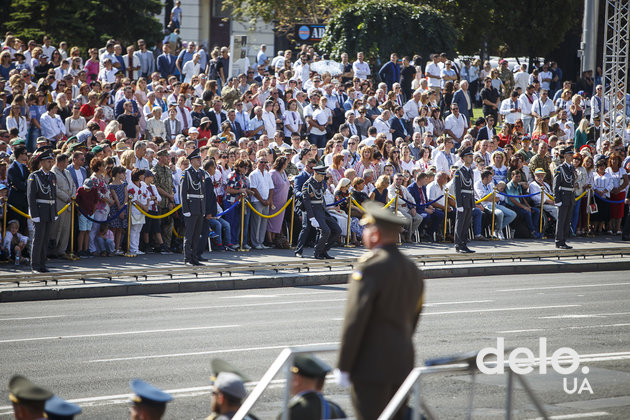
[
  {"x1": 184, "y1": 214, "x2": 203, "y2": 263},
  {"x1": 31, "y1": 220, "x2": 53, "y2": 270}
]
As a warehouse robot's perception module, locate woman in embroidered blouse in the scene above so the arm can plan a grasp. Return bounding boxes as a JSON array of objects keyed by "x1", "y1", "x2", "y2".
[
  {"x1": 282, "y1": 99, "x2": 302, "y2": 140},
  {"x1": 353, "y1": 146, "x2": 377, "y2": 178},
  {"x1": 224, "y1": 159, "x2": 252, "y2": 247}
]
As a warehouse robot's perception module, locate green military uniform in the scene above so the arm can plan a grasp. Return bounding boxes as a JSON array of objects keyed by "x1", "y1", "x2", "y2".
[
  {"x1": 337, "y1": 202, "x2": 425, "y2": 420},
  {"x1": 221, "y1": 85, "x2": 241, "y2": 110},
  {"x1": 153, "y1": 150, "x2": 175, "y2": 249},
  {"x1": 279, "y1": 354, "x2": 346, "y2": 420},
  {"x1": 9, "y1": 374, "x2": 54, "y2": 419},
  {"x1": 528, "y1": 153, "x2": 553, "y2": 185},
  {"x1": 499, "y1": 66, "x2": 514, "y2": 98}
]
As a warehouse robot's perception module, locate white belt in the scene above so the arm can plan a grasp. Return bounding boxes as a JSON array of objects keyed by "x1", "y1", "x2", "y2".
[
  {"x1": 311, "y1": 200, "x2": 323, "y2": 204},
  {"x1": 36, "y1": 199, "x2": 55, "y2": 205},
  {"x1": 559, "y1": 187, "x2": 573, "y2": 192},
  {"x1": 187, "y1": 194, "x2": 204, "y2": 198},
  {"x1": 461, "y1": 190, "x2": 473, "y2": 193}
]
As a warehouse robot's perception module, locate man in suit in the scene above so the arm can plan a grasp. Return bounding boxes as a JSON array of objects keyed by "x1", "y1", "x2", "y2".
[
  {"x1": 453, "y1": 146, "x2": 475, "y2": 253},
  {"x1": 476, "y1": 115, "x2": 496, "y2": 141},
  {"x1": 554, "y1": 146, "x2": 576, "y2": 249},
  {"x1": 67, "y1": 150, "x2": 87, "y2": 194},
  {"x1": 50, "y1": 153, "x2": 76, "y2": 259},
  {"x1": 336, "y1": 201, "x2": 424, "y2": 420},
  {"x1": 390, "y1": 106, "x2": 410, "y2": 142},
  {"x1": 180, "y1": 148, "x2": 206, "y2": 266},
  {"x1": 7, "y1": 145, "x2": 30, "y2": 235},
  {"x1": 378, "y1": 53, "x2": 400, "y2": 91},
  {"x1": 27, "y1": 147, "x2": 57, "y2": 272},
  {"x1": 452, "y1": 80, "x2": 473, "y2": 125},
  {"x1": 174, "y1": 94, "x2": 193, "y2": 135},
  {"x1": 157, "y1": 44, "x2": 177, "y2": 79},
  {"x1": 226, "y1": 109, "x2": 244, "y2": 140},
  {"x1": 208, "y1": 98, "x2": 228, "y2": 136}
]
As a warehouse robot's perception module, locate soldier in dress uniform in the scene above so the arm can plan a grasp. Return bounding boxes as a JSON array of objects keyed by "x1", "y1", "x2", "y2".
[
  {"x1": 27, "y1": 147, "x2": 57, "y2": 273},
  {"x1": 206, "y1": 359, "x2": 259, "y2": 420},
  {"x1": 453, "y1": 146, "x2": 475, "y2": 253},
  {"x1": 129, "y1": 379, "x2": 173, "y2": 420},
  {"x1": 336, "y1": 201, "x2": 425, "y2": 420},
  {"x1": 153, "y1": 149, "x2": 175, "y2": 252},
  {"x1": 554, "y1": 146, "x2": 576, "y2": 249},
  {"x1": 8, "y1": 374, "x2": 53, "y2": 420},
  {"x1": 180, "y1": 148, "x2": 206, "y2": 265},
  {"x1": 278, "y1": 354, "x2": 346, "y2": 420},
  {"x1": 45, "y1": 395, "x2": 82, "y2": 420},
  {"x1": 299, "y1": 165, "x2": 341, "y2": 259}
]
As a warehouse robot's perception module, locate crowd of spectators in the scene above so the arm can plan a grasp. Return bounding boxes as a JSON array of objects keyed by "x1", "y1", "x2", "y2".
[{"x1": 1, "y1": 31, "x2": 630, "y2": 265}]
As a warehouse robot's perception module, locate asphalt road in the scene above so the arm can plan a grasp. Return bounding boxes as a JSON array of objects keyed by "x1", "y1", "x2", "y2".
[{"x1": 1, "y1": 270, "x2": 629, "y2": 419}]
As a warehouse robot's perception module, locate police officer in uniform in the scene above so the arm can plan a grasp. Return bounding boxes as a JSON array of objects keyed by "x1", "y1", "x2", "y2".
[
  {"x1": 129, "y1": 379, "x2": 173, "y2": 420},
  {"x1": 45, "y1": 395, "x2": 82, "y2": 420},
  {"x1": 8, "y1": 374, "x2": 53, "y2": 420},
  {"x1": 278, "y1": 354, "x2": 346, "y2": 420},
  {"x1": 336, "y1": 201, "x2": 425, "y2": 420},
  {"x1": 180, "y1": 148, "x2": 206, "y2": 265},
  {"x1": 554, "y1": 146, "x2": 576, "y2": 249},
  {"x1": 299, "y1": 165, "x2": 341, "y2": 259},
  {"x1": 27, "y1": 147, "x2": 57, "y2": 272},
  {"x1": 453, "y1": 146, "x2": 475, "y2": 253}
]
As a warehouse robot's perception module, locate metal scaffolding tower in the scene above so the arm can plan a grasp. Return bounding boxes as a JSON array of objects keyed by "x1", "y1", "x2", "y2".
[{"x1": 601, "y1": 0, "x2": 630, "y2": 139}]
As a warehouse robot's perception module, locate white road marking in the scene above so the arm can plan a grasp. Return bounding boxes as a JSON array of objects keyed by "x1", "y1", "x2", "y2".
[
  {"x1": 499, "y1": 323, "x2": 630, "y2": 334},
  {"x1": 0, "y1": 325, "x2": 238, "y2": 344},
  {"x1": 87, "y1": 341, "x2": 340, "y2": 363},
  {"x1": 529, "y1": 411, "x2": 610, "y2": 419},
  {"x1": 425, "y1": 304, "x2": 580, "y2": 316},
  {"x1": 424, "y1": 299, "x2": 494, "y2": 307},
  {"x1": 496, "y1": 282, "x2": 630, "y2": 292},
  {"x1": 173, "y1": 298, "x2": 346, "y2": 310},
  {"x1": 219, "y1": 290, "x2": 341, "y2": 299},
  {"x1": 0, "y1": 315, "x2": 66, "y2": 321},
  {"x1": 497, "y1": 328, "x2": 545, "y2": 334},
  {"x1": 540, "y1": 312, "x2": 630, "y2": 319}
]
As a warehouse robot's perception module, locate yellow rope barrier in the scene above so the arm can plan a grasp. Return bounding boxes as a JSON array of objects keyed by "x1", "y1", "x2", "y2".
[
  {"x1": 383, "y1": 195, "x2": 397, "y2": 209},
  {"x1": 245, "y1": 197, "x2": 294, "y2": 218},
  {"x1": 57, "y1": 202, "x2": 71, "y2": 216},
  {"x1": 351, "y1": 198, "x2": 366, "y2": 212},
  {"x1": 9, "y1": 202, "x2": 72, "y2": 218},
  {"x1": 132, "y1": 202, "x2": 182, "y2": 218},
  {"x1": 574, "y1": 189, "x2": 588, "y2": 201},
  {"x1": 475, "y1": 191, "x2": 494, "y2": 204},
  {"x1": 172, "y1": 226, "x2": 183, "y2": 239}
]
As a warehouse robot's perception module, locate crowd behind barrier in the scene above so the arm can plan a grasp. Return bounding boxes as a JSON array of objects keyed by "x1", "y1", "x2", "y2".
[{"x1": 2, "y1": 31, "x2": 630, "y2": 266}]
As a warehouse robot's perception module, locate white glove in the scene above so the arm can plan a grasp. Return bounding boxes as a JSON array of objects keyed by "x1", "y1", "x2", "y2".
[
  {"x1": 183, "y1": 212, "x2": 191, "y2": 217},
  {"x1": 54, "y1": 216, "x2": 58, "y2": 221},
  {"x1": 457, "y1": 207, "x2": 464, "y2": 212},
  {"x1": 309, "y1": 217, "x2": 319, "y2": 228},
  {"x1": 555, "y1": 202, "x2": 562, "y2": 207},
  {"x1": 333, "y1": 369, "x2": 351, "y2": 388},
  {"x1": 31, "y1": 217, "x2": 40, "y2": 223}
]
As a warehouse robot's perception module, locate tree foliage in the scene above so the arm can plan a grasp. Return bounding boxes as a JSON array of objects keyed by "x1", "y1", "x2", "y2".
[
  {"x1": 318, "y1": 0, "x2": 457, "y2": 63},
  {"x1": 5, "y1": 0, "x2": 163, "y2": 49},
  {"x1": 421, "y1": 0, "x2": 582, "y2": 58}
]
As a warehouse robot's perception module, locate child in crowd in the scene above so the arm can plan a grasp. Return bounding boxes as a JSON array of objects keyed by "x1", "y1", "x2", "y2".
[
  {"x1": 75, "y1": 178, "x2": 97, "y2": 257},
  {"x1": 142, "y1": 170, "x2": 169, "y2": 253},
  {"x1": 128, "y1": 168, "x2": 148, "y2": 255},
  {"x1": 108, "y1": 166, "x2": 128, "y2": 255},
  {"x1": 95, "y1": 223, "x2": 115, "y2": 256},
  {"x1": 2, "y1": 219, "x2": 29, "y2": 264}
]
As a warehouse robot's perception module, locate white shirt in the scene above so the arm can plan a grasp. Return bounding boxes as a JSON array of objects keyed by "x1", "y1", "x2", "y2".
[
  {"x1": 373, "y1": 116, "x2": 392, "y2": 140},
  {"x1": 182, "y1": 60, "x2": 200, "y2": 83},
  {"x1": 40, "y1": 113, "x2": 66, "y2": 140},
  {"x1": 474, "y1": 179, "x2": 494, "y2": 206},
  {"x1": 293, "y1": 62, "x2": 310, "y2": 82},
  {"x1": 532, "y1": 98, "x2": 554, "y2": 119},
  {"x1": 98, "y1": 67, "x2": 117, "y2": 83},
  {"x1": 539, "y1": 70, "x2": 553, "y2": 90},
  {"x1": 123, "y1": 53, "x2": 141, "y2": 80},
  {"x1": 248, "y1": 168, "x2": 274, "y2": 202},
  {"x1": 425, "y1": 62, "x2": 442, "y2": 88},
  {"x1": 426, "y1": 180, "x2": 447, "y2": 208},
  {"x1": 514, "y1": 70, "x2": 529, "y2": 92},
  {"x1": 42, "y1": 45, "x2": 56, "y2": 59},
  {"x1": 262, "y1": 110, "x2": 277, "y2": 136},
  {"x1": 71, "y1": 166, "x2": 86, "y2": 188},
  {"x1": 353, "y1": 60, "x2": 370, "y2": 80},
  {"x1": 499, "y1": 98, "x2": 522, "y2": 124},
  {"x1": 528, "y1": 180, "x2": 552, "y2": 205},
  {"x1": 444, "y1": 113, "x2": 467, "y2": 139},
  {"x1": 518, "y1": 93, "x2": 536, "y2": 116},
  {"x1": 434, "y1": 150, "x2": 456, "y2": 174},
  {"x1": 403, "y1": 99, "x2": 420, "y2": 120}
]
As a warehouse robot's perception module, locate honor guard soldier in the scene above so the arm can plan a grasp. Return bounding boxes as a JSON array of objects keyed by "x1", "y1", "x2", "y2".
[
  {"x1": 207, "y1": 359, "x2": 259, "y2": 420},
  {"x1": 336, "y1": 201, "x2": 425, "y2": 420},
  {"x1": 130, "y1": 379, "x2": 173, "y2": 420},
  {"x1": 180, "y1": 148, "x2": 206, "y2": 265},
  {"x1": 453, "y1": 146, "x2": 475, "y2": 253},
  {"x1": 554, "y1": 146, "x2": 576, "y2": 249},
  {"x1": 8, "y1": 374, "x2": 54, "y2": 420},
  {"x1": 27, "y1": 147, "x2": 57, "y2": 272},
  {"x1": 299, "y1": 165, "x2": 341, "y2": 259},
  {"x1": 45, "y1": 395, "x2": 82, "y2": 420},
  {"x1": 278, "y1": 353, "x2": 346, "y2": 420}
]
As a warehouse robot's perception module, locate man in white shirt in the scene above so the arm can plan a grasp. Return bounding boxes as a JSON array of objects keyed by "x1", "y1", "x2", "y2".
[
  {"x1": 518, "y1": 84, "x2": 538, "y2": 135},
  {"x1": 293, "y1": 53, "x2": 310, "y2": 83},
  {"x1": 54, "y1": 60, "x2": 70, "y2": 80},
  {"x1": 539, "y1": 63, "x2": 553, "y2": 91},
  {"x1": 41, "y1": 35, "x2": 56, "y2": 59},
  {"x1": 261, "y1": 100, "x2": 277, "y2": 138},
  {"x1": 352, "y1": 52, "x2": 370, "y2": 80},
  {"x1": 175, "y1": 94, "x2": 193, "y2": 134},
  {"x1": 474, "y1": 168, "x2": 516, "y2": 239},
  {"x1": 531, "y1": 89, "x2": 556, "y2": 126},
  {"x1": 40, "y1": 103, "x2": 66, "y2": 142},
  {"x1": 248, "y1": 154, "x2": 274, "y2": 249},
  {"x1": 373, "y1": 110, "x2": 393, "y2": 140},
  {"x1": 182, "y1": 53, "x2": 201, "y2": 83},
  {"x1": 403, "y1": 89, "x2": 422, "y2": 121},
  {"x1": 499, "y1": 90, "x2": 522, "y2": 130},
  {"x1": 590, "y1": 84, "x2": 609, "y2": 123},
  {"x1": 529, "y1": 168, "x2": 558, "y2": 220},
  {"x1": 514, "y1": 64, "x2": 529, "y2": 92},
  {"x1": 443, "y1": 104, "x2": 467, "y2": 144},
  {"x1": 98, "y1": 58, "x2": 118, "y2": 83},
  {"x1": 434, "y1": 137, "x2": 457, "y2": 174},
  {"x1": 424, "y1": 54, "x2": 442, "y2": 92},
  {"x1": 123, "y1": 45, "x2": 141, "y2": 80}
]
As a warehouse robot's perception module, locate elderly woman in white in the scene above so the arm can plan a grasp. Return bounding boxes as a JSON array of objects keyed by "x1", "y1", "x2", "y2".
[{"x1": 145, "y1": 106, "x2": 167, "y2": 141}]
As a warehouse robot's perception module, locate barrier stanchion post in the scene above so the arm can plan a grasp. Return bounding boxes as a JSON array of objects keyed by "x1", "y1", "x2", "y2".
[
  {"x1": 344, "y1": 197, "x2": 354, "y2": 247},
  {"x1": 586, "y1": 188, "x2": 593, "y2": 237},
  {"x1": 68, "y1": 197, "x2": 79, "y2": 260},
  {"x1": 395, "y1": 193, "x2": 403, "y2": 245},
  {"x1": 491, "y1": 187, "x2": 497, "y2": 239},
  {"x1": 239, "y1": 194, "x2": 249, "y2": 252},
  {"x1": 289, "y1": 197, "x2": 295, "y2": 249},
  {"x1": 124, "y1": 195, "x2": 135, "y2": 257},
  {"x1": 442, "y1": 189, "x2": 449, "y2": 242},
  {"x1": 539, "y1": 189, "x2": 545, "y2": 236},
  {"x1": 1, "y1": 197, "x2": 7, "y2": 242}
]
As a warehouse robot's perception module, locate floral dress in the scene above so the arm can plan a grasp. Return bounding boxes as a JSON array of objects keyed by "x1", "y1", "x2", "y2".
[{"x1": 109, "y1": 182, "x2": 128, "y2": 228}]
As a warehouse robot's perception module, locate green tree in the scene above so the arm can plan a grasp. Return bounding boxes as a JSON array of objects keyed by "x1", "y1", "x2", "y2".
[
  {"x1": 5, "y1": 0, "x2": 163, "y2": 50},
  {"x1": 318, "y1": 0, "x2": 457, "y2": 63}
]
